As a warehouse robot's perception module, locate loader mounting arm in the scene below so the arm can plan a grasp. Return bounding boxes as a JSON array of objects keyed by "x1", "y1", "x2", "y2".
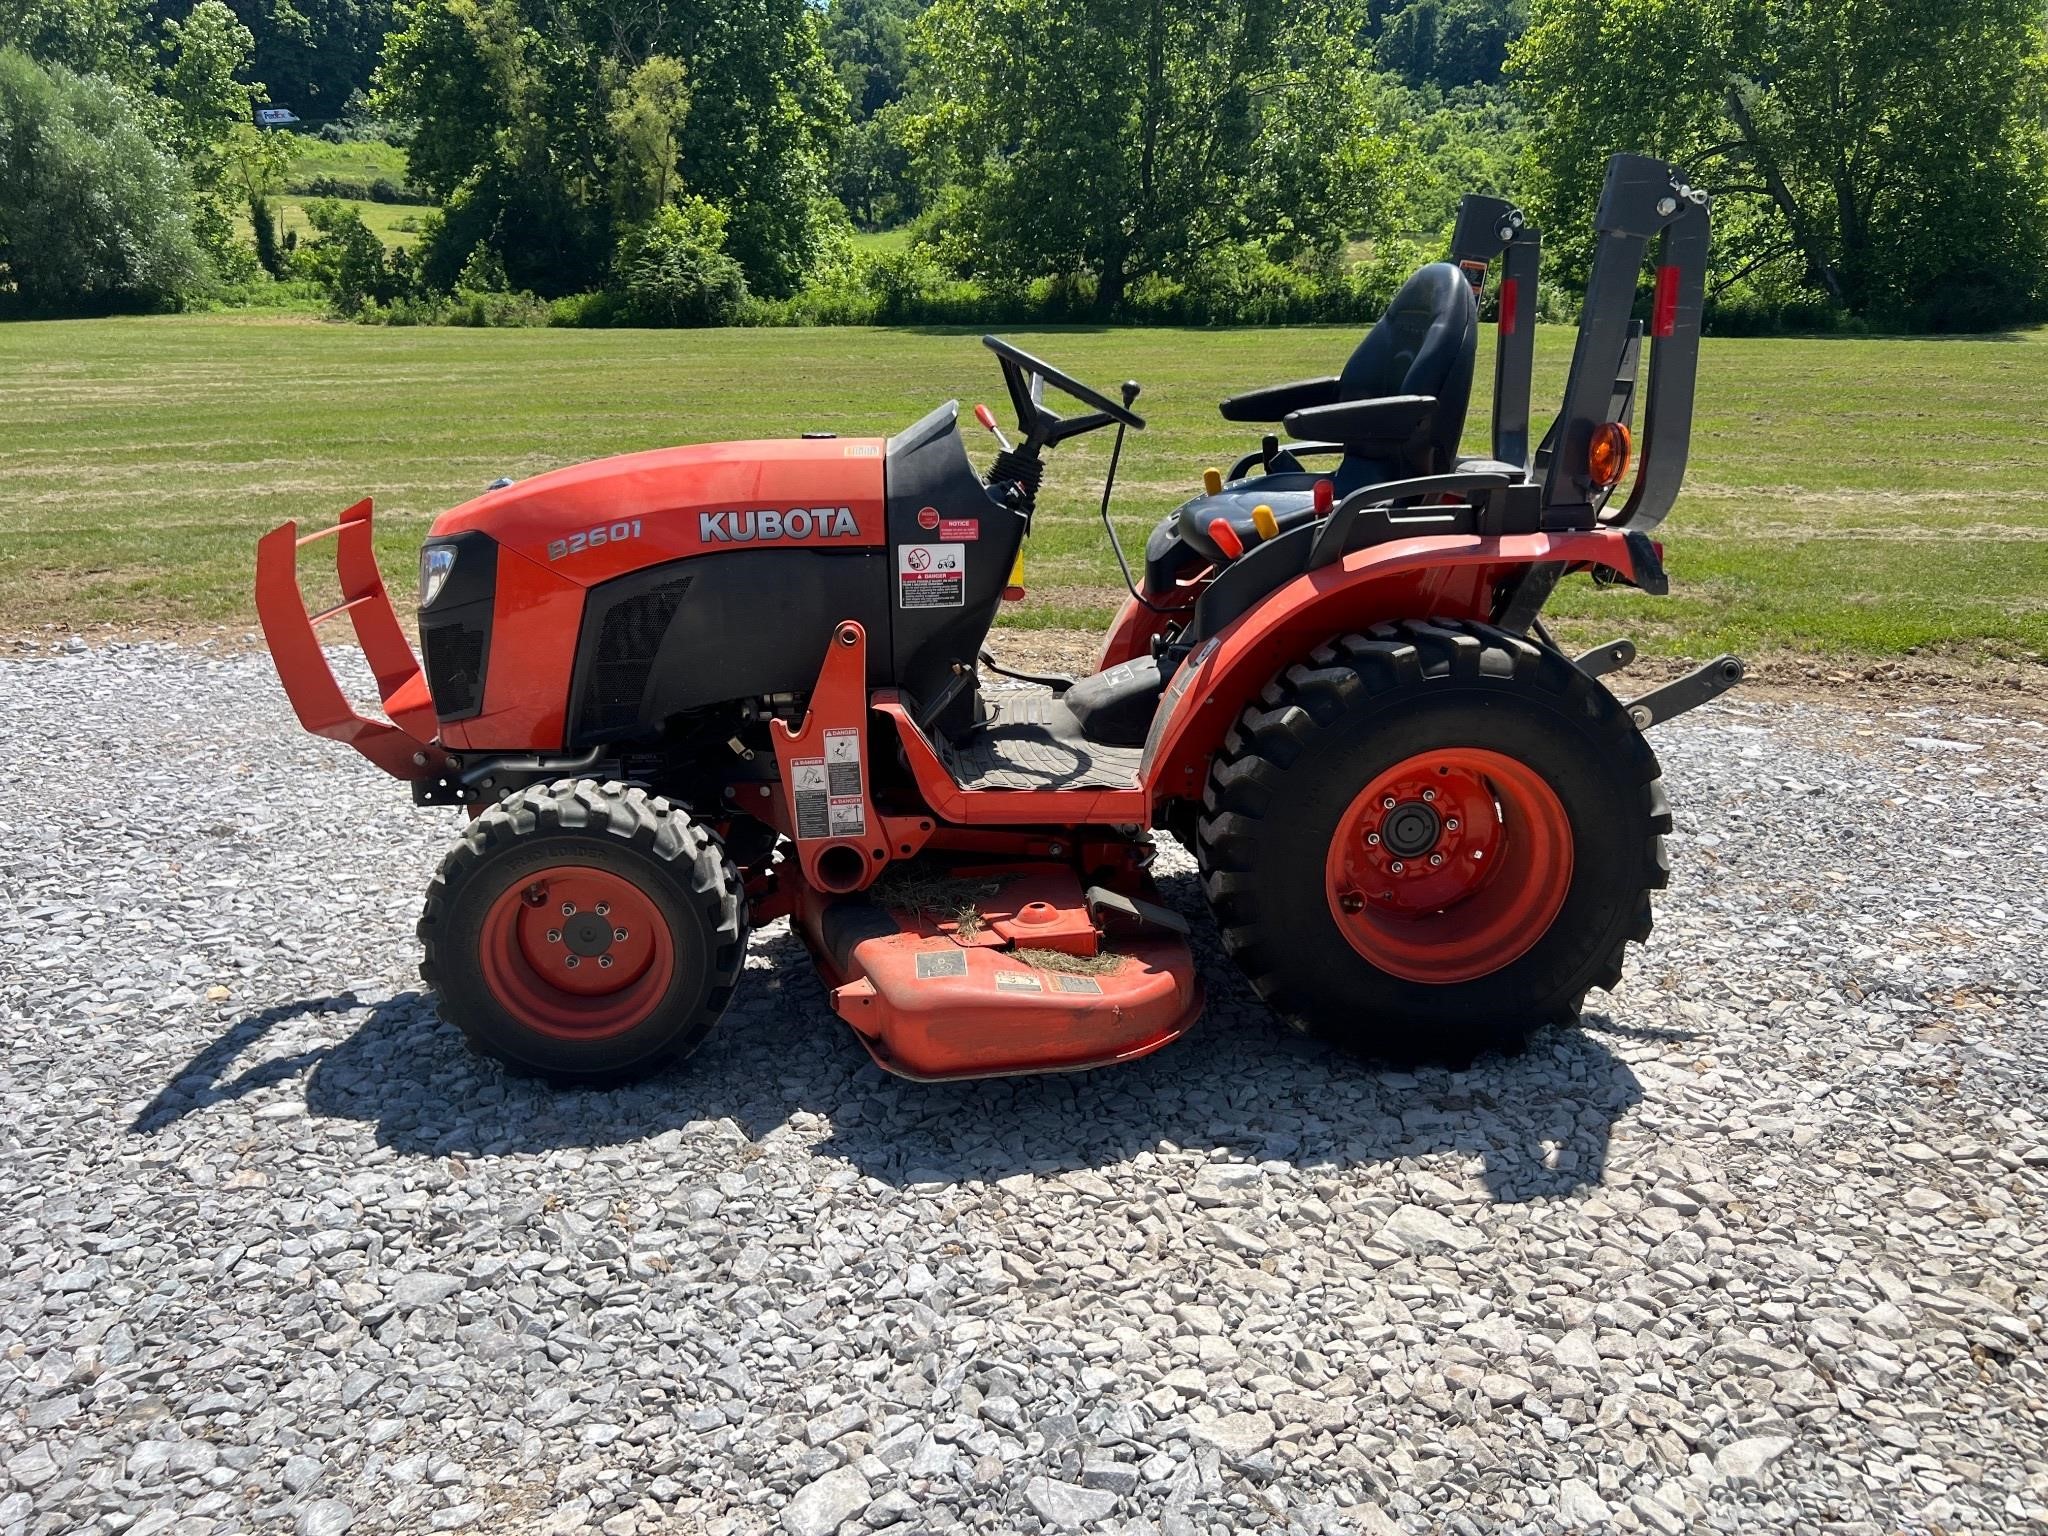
[{"x1": 255, "y1": 497, "x2": 446, "y2": 781}]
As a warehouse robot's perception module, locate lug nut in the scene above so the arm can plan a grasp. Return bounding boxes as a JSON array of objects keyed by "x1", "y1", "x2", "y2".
[
  {"x1": 546, "y1": 929, "x2": 562, "y2": 944},
  {"x1": 1390, "y1": 860, "x2": 1405, "y2": 874},
  {"x1": 1446, "y1": 818, "x2": 1459, "y2": 831},
  {"x1": 613, "y1": 928, "x2": 628, "y2": 943},
  {"x1": 596, "y1": 902, "x2": 610, "y2": 917},
  {"x1": 598, "y1": 955, "x2": 614, "y2": 969},
  {"x1": 1422, "y1": 788, "x2": 1436, "y2": 802},
  {"x1": 560, "y1": 902, "x2": 576, "y2": 916},
  {"x1": 1366, "y1": 832, "x2": 1381, "y2": 846},
  {"x1": 564, "y1": 955, "x2": 581, "y2": 969},
  {"x1": 1381, "y1": 796, "x2": 1397, "y2": 810},
  {"x1": 1429, "y1": 853, "x2": 1444, "y2": 867}
]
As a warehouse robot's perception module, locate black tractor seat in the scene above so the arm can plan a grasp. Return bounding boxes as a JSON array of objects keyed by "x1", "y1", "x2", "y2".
[{"x1": 1144, "y1": 261, "x2": 1481, "y2": 592}]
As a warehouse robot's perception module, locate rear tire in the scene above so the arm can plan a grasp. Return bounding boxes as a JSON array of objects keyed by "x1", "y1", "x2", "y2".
[
  {"x1": 419, "y1": 779, "x2": 747, "y2": 1082},
  {"x1": 1197, "y1": 620, "x2": 1670, "y2": 1064}
]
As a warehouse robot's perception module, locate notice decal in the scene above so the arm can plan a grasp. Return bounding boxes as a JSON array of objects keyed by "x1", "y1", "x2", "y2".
[
  {"x1": 938, "y1": 518, "x2": 980, "y2": 542},
  {"x1": 897, "y1": 542, "x2": 965, "y2": 608}
]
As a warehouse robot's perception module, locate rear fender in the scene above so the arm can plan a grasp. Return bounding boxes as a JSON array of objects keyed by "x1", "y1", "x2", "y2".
[{"x1": 1137, "y1": 529, "x2": 1647, "y2": 814}]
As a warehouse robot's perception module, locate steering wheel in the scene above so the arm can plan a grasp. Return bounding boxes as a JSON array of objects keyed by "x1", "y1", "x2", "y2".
[{"x1": 983, "y1": 335, "x2": 1146, "y2": 450}]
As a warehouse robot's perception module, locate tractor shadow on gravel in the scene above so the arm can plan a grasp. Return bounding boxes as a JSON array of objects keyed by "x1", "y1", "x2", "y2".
[{"x1": 136, "y1": 879, "x2": 1655, "y2": 1204}]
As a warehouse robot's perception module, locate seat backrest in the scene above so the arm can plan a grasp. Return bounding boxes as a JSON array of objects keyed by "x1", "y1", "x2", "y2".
[{"x1": 1336, "y1": 261, "x2": 1477, "y2": 476}]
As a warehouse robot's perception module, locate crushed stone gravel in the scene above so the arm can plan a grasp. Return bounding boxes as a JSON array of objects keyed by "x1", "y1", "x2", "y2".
[{"x1": 2, "y1": 641, "x2": 2046, "y2": 1536}]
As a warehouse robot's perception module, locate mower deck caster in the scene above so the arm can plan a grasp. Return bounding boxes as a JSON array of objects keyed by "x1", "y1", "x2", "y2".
[{"x1": 418, "y1": 779, "x2": 748, "y2": 1082}]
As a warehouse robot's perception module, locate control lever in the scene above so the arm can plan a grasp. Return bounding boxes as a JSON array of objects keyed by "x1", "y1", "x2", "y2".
[{"x1": 973, "y1": 403, "x2": 1012, "y2": 453}]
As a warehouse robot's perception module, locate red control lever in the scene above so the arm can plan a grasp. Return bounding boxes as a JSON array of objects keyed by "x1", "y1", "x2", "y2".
[
  {"x1": 1206, "y1": 517, "x2": 1246, "y2": 560},
  {"x1": 973, "y1": 403, "x2": 1012, "y2": 452}
]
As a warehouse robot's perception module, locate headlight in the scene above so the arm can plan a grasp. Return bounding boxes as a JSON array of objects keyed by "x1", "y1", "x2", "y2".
[{"x1": 419, "y1": 545, "x2": 457, "y2": 609}]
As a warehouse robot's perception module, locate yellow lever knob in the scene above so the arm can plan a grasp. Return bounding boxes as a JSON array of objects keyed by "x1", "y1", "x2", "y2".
[
  {"x1": 1202, "y1": 467, "x2": 1223, "y2": 497},
  {"x1": 1251, "y1": 503, "x2": 1279, "y2": 540}
]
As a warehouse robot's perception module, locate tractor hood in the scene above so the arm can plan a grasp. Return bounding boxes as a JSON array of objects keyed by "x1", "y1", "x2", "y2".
[{"x1": 429, "y1": 435, "x2": 889, "y2": 587}]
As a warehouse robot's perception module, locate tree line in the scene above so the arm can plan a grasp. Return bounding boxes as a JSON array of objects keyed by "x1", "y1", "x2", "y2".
[{"x1": 2, "y1": 0, "x2": 2044, "y2": 330}]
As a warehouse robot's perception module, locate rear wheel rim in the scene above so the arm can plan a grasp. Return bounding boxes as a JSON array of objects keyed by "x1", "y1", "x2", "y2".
[
  {"x1": 478, "y1": 863, "x2": 675, "y2": 1040},
  {"x1": 1324, "y1": 747, "x2": 1573, "y2": 984}
]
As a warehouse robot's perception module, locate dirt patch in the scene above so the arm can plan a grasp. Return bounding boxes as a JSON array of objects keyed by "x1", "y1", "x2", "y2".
[{"x1": 985, "y1": 626, "x2": 2048, "y2": 722}]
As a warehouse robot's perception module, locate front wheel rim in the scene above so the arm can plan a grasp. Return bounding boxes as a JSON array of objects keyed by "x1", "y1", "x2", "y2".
[
  {"x1": 1324, "y1": 747, "x2": 1574, "y2": 984},
  {"x1": 478, "y1": 863, "x2": 675, "y2": 1040}
]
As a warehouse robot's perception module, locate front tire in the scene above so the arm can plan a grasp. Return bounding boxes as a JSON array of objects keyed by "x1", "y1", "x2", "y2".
[
  {"x1": 419, "y1": 779, "x2": 748, "y2": 1082},
  {"x1": 1197, "y1": 620, "x2": 1670, "y2": 1063}
]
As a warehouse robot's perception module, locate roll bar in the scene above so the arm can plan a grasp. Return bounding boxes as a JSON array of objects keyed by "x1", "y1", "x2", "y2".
[
  {"x1": 1449, "y1": 194, "x2": 1542, "y2": 472},
  {"x1": 1542, "y1": 153, "x2": 1710, "y2": 532}
]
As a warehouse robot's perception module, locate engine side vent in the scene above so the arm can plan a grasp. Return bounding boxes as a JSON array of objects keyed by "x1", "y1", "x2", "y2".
[
  {"x1": 580, "y1": 574, "x2": 693, "y2": 736},
  {"x1": 421, "y1": 615, "x2": 489, "y2": 719}
]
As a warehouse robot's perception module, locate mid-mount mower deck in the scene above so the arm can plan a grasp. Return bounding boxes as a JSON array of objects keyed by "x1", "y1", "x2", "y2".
[{"x1": 257, "y1": 154, "x2": 1742, "y2": 1084}]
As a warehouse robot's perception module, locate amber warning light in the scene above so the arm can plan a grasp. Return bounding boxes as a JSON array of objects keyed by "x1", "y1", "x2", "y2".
[{"x1": 1587, "y1": 421, "x2": 1632, "y2": 492}]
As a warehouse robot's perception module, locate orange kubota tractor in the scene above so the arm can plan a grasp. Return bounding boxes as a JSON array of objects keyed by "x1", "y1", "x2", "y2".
[{"x1": 257, "y1": 153, "x2": 1741, "y2": 1083}]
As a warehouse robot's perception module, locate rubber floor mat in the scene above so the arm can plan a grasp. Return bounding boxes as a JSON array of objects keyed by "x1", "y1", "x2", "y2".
[{"x1": 935, "y1": 688, "x2": 1144, "y2": 791}]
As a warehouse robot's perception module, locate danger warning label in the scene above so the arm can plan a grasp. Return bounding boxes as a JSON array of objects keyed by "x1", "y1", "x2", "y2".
[
  {"x1": 792, "y1": 732, "x2": 866, "y2": 840},
  {"x1": 824, "y1": 728, "x2": 862, "y2": 795},
  {"x1": 897, "y1": 542, "x2": 964, "y2": 608},
  {"x1": 790, "y1": 758, "x2": 829, "y2": 838}
]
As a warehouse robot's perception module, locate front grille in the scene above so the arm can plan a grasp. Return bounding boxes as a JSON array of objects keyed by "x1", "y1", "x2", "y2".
[
  {"x1": 579, "y1": 575, "x2": 692, "y2": 736},
  {"x1": 422, "y1": 618, "x2": 489, "y2": 718}
]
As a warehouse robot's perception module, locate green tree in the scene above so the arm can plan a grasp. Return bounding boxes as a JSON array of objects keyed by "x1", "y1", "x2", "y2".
[
  {"x1": 1511, "y1": 0, "x2": 2048, "y2": 328},
  {"x1": 613, "y1": 196, "x2": 749, "y2": 324},
  {"x1": 608, "y1": 53, "x2": 688, "y2": 222},
  {"x1": 0, "y1": 0, "x2": 152, "y2": 84},
  {"x1": 160, "y1": 0, "x2": 285, "y2": 282},
  {"x1": 161, "y1": 0, "x2": 262, "y2": 155},
  {"x1": 375, "y1": 0, "x2": 843, "y2": 298},
  {"x1": 0, "y1": 47, "x2": 206, "y2": 312},
  {"x1": 822, "y1": 0, "x2": 922, "y2": 115},
  {"x1": 912, "y1": 0, "x2": 1405, "y2": 313},
  {"x1": 222, "y1": 0, "x2": 394, "y2": 119},
  {"x1": 1376, "y1": 0, "x2": 1526, "y2": 90},
  {"x1": 820, "y1": 0, "x2": 926, "y2": 226},
  {"x1": 834, "y1": 97, "x2": 916, "y2": 227}
]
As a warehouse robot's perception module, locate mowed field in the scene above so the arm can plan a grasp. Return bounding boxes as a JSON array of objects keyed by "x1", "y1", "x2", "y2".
[{"x1": 3, "y1": 314, "x2": 2046, "y2": 665}]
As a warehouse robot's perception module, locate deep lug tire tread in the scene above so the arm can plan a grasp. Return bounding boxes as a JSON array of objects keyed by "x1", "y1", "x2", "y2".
[
  {"x1": 1196, "y1": 619, "x2": 1669, "y2": 1065},
  {"x1": 418, "y1": 779, "x2": 747, "y2": 1082}
]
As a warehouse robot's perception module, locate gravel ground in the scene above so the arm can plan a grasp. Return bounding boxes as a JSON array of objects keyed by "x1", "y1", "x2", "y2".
[{"x1": 3, "y1": 642, "x2": 2047, "y2": 1536}]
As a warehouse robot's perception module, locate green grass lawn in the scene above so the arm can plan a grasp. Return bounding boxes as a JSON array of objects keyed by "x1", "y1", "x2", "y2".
[
  {"x1": 254, "y1": 136, "x2": 428, "y2": 250},
  {"x1": 2, "y1": 314, "x2": 2045, "y2": 665},
  {"x1": 850, "y1": 228, "x2": 915, "y2": 258},
  {"x1": 276, "y1": 133, "x2": 413, "y2": 190},
  {"x1": 267, "y1": 196, "x2": 427, "y2": 249}
]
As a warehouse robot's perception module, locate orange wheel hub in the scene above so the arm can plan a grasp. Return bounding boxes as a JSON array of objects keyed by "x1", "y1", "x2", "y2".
[
  {"x1": 1324, "y1": 748, "x2": 1573, "y2": 983},
  {"x1": 478, "y1": 864, "x2": 674, "y2": 1039}
]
